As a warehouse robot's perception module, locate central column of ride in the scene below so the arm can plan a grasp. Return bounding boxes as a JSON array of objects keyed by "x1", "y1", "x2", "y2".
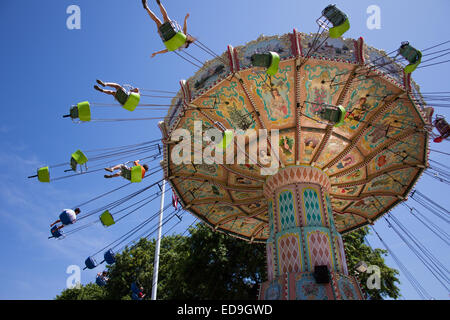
[{"x1": 258, "y1": 165, "x2": 364, "y2": 300}]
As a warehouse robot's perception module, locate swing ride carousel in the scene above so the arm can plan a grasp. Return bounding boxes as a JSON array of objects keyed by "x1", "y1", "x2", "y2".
[
  {"x1": 28, "y1": 5, "x2": 449, "y2": 301},
  {"x1": 159, "y1": 19, "x2": 432, "y2": 300}
]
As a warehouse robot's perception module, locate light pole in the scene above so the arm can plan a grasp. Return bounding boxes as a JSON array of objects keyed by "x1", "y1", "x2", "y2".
[{"x1": 151, "y1": 179, "x2": 166, "y2": 300}]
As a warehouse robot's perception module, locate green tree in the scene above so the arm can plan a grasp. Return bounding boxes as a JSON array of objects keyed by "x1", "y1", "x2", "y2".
[
  {"x1": 161, "y1": 223, "x2": 266, "y2": 299},
  {"x1": 55, "y1": 283, "x2": 106, "y2": 300},
  {"x1": 342, "y1": 227, "x2": 400, "y2": 300},
  {"x1": 56, "y1": 224, "x2": 400, "y2": 300}
]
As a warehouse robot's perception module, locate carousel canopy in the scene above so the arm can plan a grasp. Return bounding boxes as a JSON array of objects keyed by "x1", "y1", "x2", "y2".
[{"x1": 160, "y1": 31, "x2": 430, "y2": 242}]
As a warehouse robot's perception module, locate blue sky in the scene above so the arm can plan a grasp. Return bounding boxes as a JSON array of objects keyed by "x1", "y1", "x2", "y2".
[{"x1": 0, "y1": 0, "x2": 448, "y2": 299}]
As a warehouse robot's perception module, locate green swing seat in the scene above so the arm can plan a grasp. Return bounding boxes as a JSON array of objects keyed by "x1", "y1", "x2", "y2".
[
  {"x1": 321, "y1": 5, "x2": 350, "y2": 38},
  {"x1": 159, "y1": 21, "x2": 187, "y2": 52},
  {"x1": 69, "y1": 101, "x2": 91, "y2": 122},
  {"x1": 70, "y1": 150, "x2": 88, "y2": 171},
  {"x1": 99, "y1": 210, "x2": 115, "y2": 227},
  {"x1": 37, "y1": 166, "x2": 50, "y2": 183},
  {"x1": 319, "y1": 105, "x2": 347, "y2": 127},
  {"x1": 220, "y1": 130, "x2": 234, "y2": 150},
  {"x1": 211, "y1": 130, "x2": 234, "y2": 151},
  {"x1": 115, "y1": 88, "x2": 141, "y2": 111},
  {"x1": 130, "y1": 166, "x2": 143, "y2": 183},
  {"x1": 399, "y1": 42, "x2": 422, "y2": 74},
  {"x1": 251, "y1": 52, "x2": 280, "y2": 76},
  {"x1": 122, "y1": 92, "x2": 141, "y2": 112}
]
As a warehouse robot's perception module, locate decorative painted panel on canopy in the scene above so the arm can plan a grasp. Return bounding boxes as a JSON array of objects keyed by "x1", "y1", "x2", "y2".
[{"x1": 161, "y1": 31, "x2": 429, "y2": 242}]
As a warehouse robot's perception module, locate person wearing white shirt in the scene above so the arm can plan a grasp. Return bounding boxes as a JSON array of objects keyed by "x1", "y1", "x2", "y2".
[{"x1": 50, "y1": 208, "x2": 81, "y2": 230}]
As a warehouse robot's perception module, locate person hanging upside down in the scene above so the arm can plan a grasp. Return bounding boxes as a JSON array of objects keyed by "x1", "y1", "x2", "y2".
[
  {"x1": 104, "y1": 160, "x2": 149, "y2": 180},
  {"x1": 141, "y1": 0, "x2": 195, "y2": 57},
  {"x1": 50, "y1": 208, "x2": 81, "y2": 230},
  {"x1": 94, "y1": 80, "x2": 140, "y2": 107}
]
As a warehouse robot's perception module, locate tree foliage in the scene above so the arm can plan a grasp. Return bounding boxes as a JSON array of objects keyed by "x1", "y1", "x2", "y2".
[
  {"x1": 56, "y1": 224, "x2": 400, "y2": 300},
  {"x1": 342, "y1": 227, "x2": 400, "y2": 300},
  {"x1": 55, "y1": 283, "x2": 106, "y2": 300}
]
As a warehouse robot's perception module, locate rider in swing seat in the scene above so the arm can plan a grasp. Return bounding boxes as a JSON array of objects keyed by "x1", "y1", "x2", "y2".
[
  {"x1": 104, "y1": 160, "x2": 149, "y2": 181},
  {"x1": 50, "y1": 208, "x2": 81, "y2": 230},
  {"x1": 141, "y1": 0, "x2": 196, "y2": 57},
  {"x1": 94, "y1": 80, "x2": 140, "y2": 111}
]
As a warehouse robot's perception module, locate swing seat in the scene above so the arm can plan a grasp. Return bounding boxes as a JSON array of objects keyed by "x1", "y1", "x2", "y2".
[
  {"x1": 130, "y1": 166, "x2": 143, "y2": 183},
  {"x1": 319, "y1": 105, "x2": 346, "y2": 127},
  {"x1": 163, "y1": 32, "x2": 187, "y2": 52},
  {"x1": 67, "y1": 102, "x2": 91, "y2": 121},
  {"x1": 131, "y1": 292, "x2": 142, "y2": 300},
  {"x1": 37, "y1": 166, "x2": 50, "y2": 183},
  {"x1": 71, "y1": 150, "x2": 88, "y2": 165},
  {"x1": 404, "y1": 51, "x2": 422, "y2": 74},
  {"x1": 434, "y1": 117, "x2": 450, "y2": 139},
  {"x1": 207, "y1": 130, "x2": 234, "y2": 150},
  {"x1": 219, "y1": 130, "x2": 234, "y2": 150},
  {"x1": 122, "y1": 92, "x2": 140, "y2": 112},
  {"x1": 399, "y1": 42, "x2": 422, "y2": 73},
  {"x1": 328, "y1": 18, "x2": 350, "y2": 38},
  {"x1": 319, "y1": 5, "x2": 350, "y2": 38},
  {"x1": 50, "y1": 226, "x2": 63, "y2": 238},
  {"x1": 333, "y1": 105, "x2": 347, "y2": 127},
  {"x1": 251, "y1": 52, "x2": 280, "y2": 75},
  {"x1": 104, "y1": 249, "x2": 116, "y2": 265},
  {"x1": 131, "y1": 282, "x2": 140, "y2": 294},
  {"x1": 77, "y1": 101, "x2": 91, "y2": 122},
  {"x1": 266, "y1": 52, "x2": 280, "y2": 76},
  {"x1": 96, "y1": 276, "x2": 107, "y2": 287},
  {"x1": 100, "y1": 210, "x2": 115, "y2": 227},
  {"x1": 159, "y1": 20, "x2": 186, "y2": 51},
  {"x1": 322, "y1": 5, "x2": 347, "y2": 26},
  {"x1": 70, "y1": 150, "x2": 88, "y2": 171},
  {"x1": 85, "y1": 256, "x2": 97, "y2": 269}
]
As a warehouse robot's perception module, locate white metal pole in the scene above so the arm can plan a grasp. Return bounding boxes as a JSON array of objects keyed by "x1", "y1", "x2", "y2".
[{"x1": 151, "y1": 179, "x2": 166, "y2": 300}]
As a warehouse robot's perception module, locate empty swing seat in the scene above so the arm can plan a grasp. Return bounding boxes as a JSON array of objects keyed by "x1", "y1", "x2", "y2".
[
  {"x1": 70, "y1": 150, "x2": 88, "y2": 171},
  {"x1": 319, "y1": 105, "x2": 346, "y2": 127},
  {"x1": 251, "y1": 52, "x2": 280, "y2": 76},
  {"x1": 104, "y1": 249, "x2": 116, "y2": 265},
  {"x1": 434, "y1": 117, "x2": 450, "y2": 136},
  {"x1": 85, "y1": 256, "x2": 97, "y2": 269},
  {"x1": 321, "y1": 5, "x2": 350, "y2": 38},
  {"x1": 399, "y1": 42, "x2": 422, "y2": 73},
  {"x1": 37, "y1": 166, "x2": 50, "y2": 183},
  {"x1": 100, "y1": 210, "x2": 115, "y2": 227},
  {"x1": 72, "y1": 101, "x2": 91, "y2": 122},
  {"x1": 433, "y1": 117, "x2": 450, "y2": 142}
]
